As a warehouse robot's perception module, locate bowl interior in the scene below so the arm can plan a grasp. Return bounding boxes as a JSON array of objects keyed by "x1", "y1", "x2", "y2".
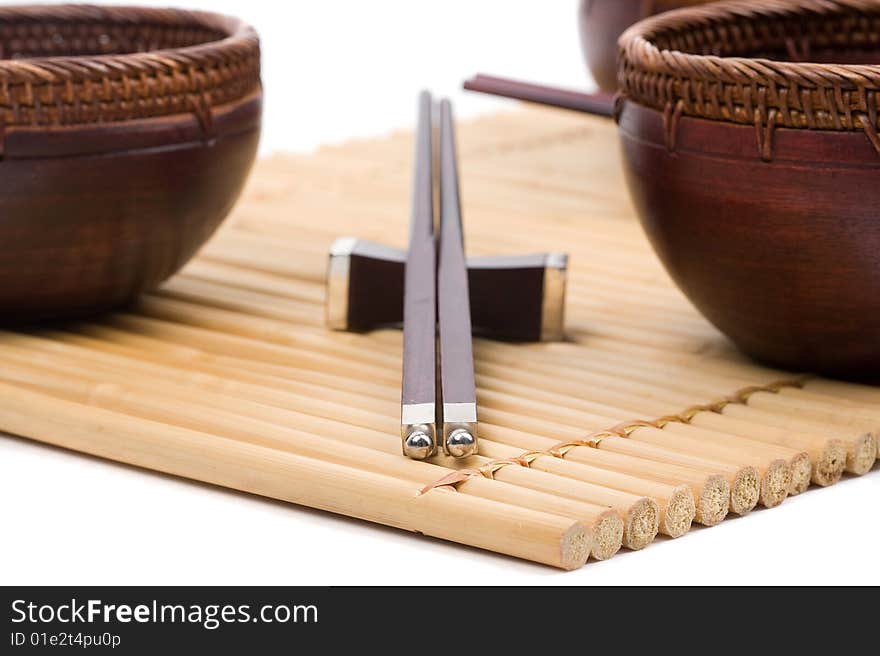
[
  {"x1": 0, "y1": 8, "x2": 229, "y2": 60},
  {"x1": 650, "y1": 3, "x2": 880, "y2": 64}
]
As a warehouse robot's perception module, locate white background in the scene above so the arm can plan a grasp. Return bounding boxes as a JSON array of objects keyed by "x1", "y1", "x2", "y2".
[{"x1": 1, "y1": 0, "x2": 878, "y2": 585}]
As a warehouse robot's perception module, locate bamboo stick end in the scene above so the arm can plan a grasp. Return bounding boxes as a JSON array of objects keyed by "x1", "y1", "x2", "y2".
[
  {"x1": 813, "y1": 440, "x2": 847, "y2": 486},
  {"x1": 787, "y1": 452, "x2": 813, "y2": 495},
  {"x1": 560, "y1": 522, "x2": 594, "y2": 570},
  {"x1": 694, "y1": 475, "x2": 729, "y2": 526},
  {"x1": 662, "y1": 485, "x2": 695, "y2": 538},
  {"x1": 730, "y1": 466, "x2": 760, "y2": 515},
  {"x1": 589, "y1": 511, "x2": 624, "y2": 562},
  {"x1": 846, "y1": 432, "x2": 878, "y2": 475},
  {"x1": 757, "y1": 460, "x2": 789, "y2": 509},
  {"x1": 623, "y1": 498, "x2": 660, "y2": 551}
]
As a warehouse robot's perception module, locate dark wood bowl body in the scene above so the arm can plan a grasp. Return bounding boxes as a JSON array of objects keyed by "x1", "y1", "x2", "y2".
[
  {"x1": 0, "y1": 93, "x2": 261, "y2": 322},
  {"x1": 578, "y1": 0, "x2": 710, "y2": 93},
  {"x1": 0, "y1": 5, "x2": 261, "y2": 322},
  {"x1": 618, "y1": 101, "x2": 880, "y2": 377}
]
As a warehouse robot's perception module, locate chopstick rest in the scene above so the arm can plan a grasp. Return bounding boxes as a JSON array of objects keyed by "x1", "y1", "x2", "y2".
[
  {"x1": 436, "y1": 98, "x2": 478, "y2": 458},
  {"x1": 325, "y1": 237, "x2": 566, "y2": 342}
]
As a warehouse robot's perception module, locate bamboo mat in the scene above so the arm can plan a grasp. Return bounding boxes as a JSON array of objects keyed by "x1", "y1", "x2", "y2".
[{"x1": 2, "y1": 107, "x2": 878, "y2": 569}]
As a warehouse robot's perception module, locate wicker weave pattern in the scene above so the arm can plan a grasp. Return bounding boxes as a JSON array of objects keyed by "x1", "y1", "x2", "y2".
[
  {"x1": 618, "y1": 0, "x2": 880, "y2": 155},
  {"x1": 0, "y1": 5, "x2": 260, "y2": 128}
]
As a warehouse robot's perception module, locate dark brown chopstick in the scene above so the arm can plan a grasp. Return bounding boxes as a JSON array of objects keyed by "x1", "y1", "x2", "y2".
[
  {"x1": 437, "y1": 98, "x2": 478, "y2": 457},
  {"x1": 463, "y1": 73, "x2": 615, "y2": 118},
  {"x1": 400, "y1": 90, "x2": 438, "y2": 460}
]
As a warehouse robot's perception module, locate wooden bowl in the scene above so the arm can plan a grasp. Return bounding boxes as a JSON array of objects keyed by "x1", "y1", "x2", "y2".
[
  {"x1": 0, "y1": 5, "x2": 261, "y2": 322},
  {"x1": 616, "y1": 0, "x2": 880, "y2": 378},
  {"x1": 578, "y1": 0, "x2": 710, "y2": 93}
]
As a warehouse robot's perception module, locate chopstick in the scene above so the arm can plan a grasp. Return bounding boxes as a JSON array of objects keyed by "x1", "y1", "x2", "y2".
[
  {"x1": 400, "y1": 93, "x2": 480, "y2": 459},
  {"x1": 463, "y1": 73, "x2": 615, "y2": 118},
  {"x1": 437, "y1": 98, "x2": 478, "y2": 457},
  {"x1": 400, "y1": 90, "x2": 438, "y2": 460}
]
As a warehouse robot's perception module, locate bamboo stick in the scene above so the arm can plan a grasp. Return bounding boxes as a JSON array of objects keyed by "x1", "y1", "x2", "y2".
[
  {"x1": 476, "y1": 406, "x2": 728, "y2": 525},
  {"x1": 473, "y1": 436, "x2": 689, "y2": 538},
  {"x1": 0, "y1": 344, "x2": 659, "y2": 554},
  {"x1": 226, "y1": 191, "x2": 645, "y2": 257},
  {"x1": 176, "y1": 239, "x2": 692, "y2": 320},
  {"x1": 156, "y1": 277, "x2": 322, "y2": 327},
  {"x1": 715, "y1": 404, "x2": 876, "y2": 476},
  {"x1": 471, "y1": 364, "x2": 810, "y2": 498},
  {"x1": 475, "y1": 387, "x2": 758, "y2": 515},
  {"x1": 79, "y1": 328, "x2": 784, "y2": 502},
  {"x1": 584, "y1": 435, "x2": 760, "y2": 514},
  {"x1": 559, "y1": 339, "x2": 880, "y2": 469},
  {"x1": 679, "y1": 412, "x2": 847, "y2": 486},
  {"x1": 474, "y1": 354, "x2": 846, "y2": 488},
  {"x1": 6, "y1": 330, "x2": 686, "y2": 543},
  {"x1": 65, "y1": 326, "x2": 392, "y2": 403},
  {"x1": 222, "y1": 221, "x2": 672, "y2": 284},
  {"x1": 9, "y1": 325, "x2": 707, "y2": 535},
  {"x1": 0, "y1": 360, "x2": 622, "y2": 561},
  {"x1": 124, "y1": 288, "x2": 852, "y2": 492},
  {"x1": 471, "y1": 370, "x2": 785, "y2": 506},
  {"x1": 388, "y1": 338, "x2": 816, "y2": 499},
  {"x1": 0, "y1": 382, "x2": 591, "y2": 570},
  {"x1": 198, "y1": 230, "x2": 326, "y2": 282},
  {"x1": 168, "y1": 258, "x2": 713, "y2": 349},
  {"x1": 73, "y1": 334, "x2": 667, "y2": 547},
  {"x1": 500, "y1": 344, "x2": 871, "y2": 479},
  {"x1": 463, "y1": 440, "x2": 659, "y2": 549},
  {"x1": 130, "y1": 297, "x2": 391, "y2": 370},
  {"x1": 36, "y1": 315, "x2": 774, "y2": 514},
  {"x1": 477, "y1": 423, "x2": 695, "y2": 538},
  {"x1": 75, "y1": 311, "x2": 740, "y2": 524},
  {"x1": 106, "y1": 312, "x2": 400, "y2": 386},
  {"x1": 622, "y1": 423, "x2": 809, "y2": 499},
  {"x1": 53, "y1": 329, "x2": 397, "y2": 413},
  {"x1": 131, "y1": 272, "x2": 852, "y2": 492},
  {"x1": 800, "y1": 379, "x2": 880, "y2": 408},
  {"x1": 547, "y1": 333, "x2": 756, "y2": 378},
  {"x1": 180, "y1": 258, "x2": 325, "y2": 304},
  {"x1": 31, "y1": 337, "x2": 664, "y2": 548},
  {"x1": 558, "y1": 446, "x2": 729, "y2": 526},
  {"x1": 334, "y1": 335, "x2": 812, "y2": 497},
  {"x1": 471, "y1": 345, "x2": 866, "y2": 478},
  {"x1": 745, "y1": 389, "x2": 880, "y2": 435}
]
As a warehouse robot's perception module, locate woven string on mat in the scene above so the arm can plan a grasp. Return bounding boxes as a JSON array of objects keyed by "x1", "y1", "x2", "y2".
[{"x1": 419, "y1": 376, "x2": 810, "y2": 495}]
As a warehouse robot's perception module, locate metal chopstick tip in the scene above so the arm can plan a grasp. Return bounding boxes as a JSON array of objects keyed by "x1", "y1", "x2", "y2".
[
  {"x1": 403, "y1": 429, "x2": 435, "y2": 460},
  {"x1": 445, "y1": 428, "x2": 477, "y2": 458}
]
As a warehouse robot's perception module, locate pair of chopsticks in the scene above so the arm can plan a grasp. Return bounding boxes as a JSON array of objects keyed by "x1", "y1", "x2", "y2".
[{"x1": 400, "y1": 91, "x2": 478, "y2": 461}]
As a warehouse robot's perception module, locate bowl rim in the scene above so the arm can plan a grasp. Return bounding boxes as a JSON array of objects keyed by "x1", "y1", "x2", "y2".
[
  {"x1": 618, "y1": 0, "x2": 880, "y2": 153},
  {"x1": 0, "y1": 4, "x2": 260, "y2": 129}
]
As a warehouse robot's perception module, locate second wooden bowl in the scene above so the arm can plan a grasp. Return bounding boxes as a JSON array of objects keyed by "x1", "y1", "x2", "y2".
[
  {"x1": 0, "y1": 5, "x2": 262, "y2": 322},
  {"x1": 578, "y1": 0, "x2": 710, "y2": 92},
  {"x1": 616, "y1": 0, "x2": 880, "y2": 378}
]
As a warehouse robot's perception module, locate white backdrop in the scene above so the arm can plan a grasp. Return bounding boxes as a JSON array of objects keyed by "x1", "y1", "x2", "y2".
[{"x1": 1, "y1": 0, "x2": 878, "y2": 585}]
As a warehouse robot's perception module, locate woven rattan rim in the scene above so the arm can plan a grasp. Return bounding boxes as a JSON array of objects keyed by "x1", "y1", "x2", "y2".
[
  {"x1": 0, "y1": 4, "x2": 260, "y2": 129},
  {"x1": 618, "y1": 0, "x2": 880, "y2": 156}
]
